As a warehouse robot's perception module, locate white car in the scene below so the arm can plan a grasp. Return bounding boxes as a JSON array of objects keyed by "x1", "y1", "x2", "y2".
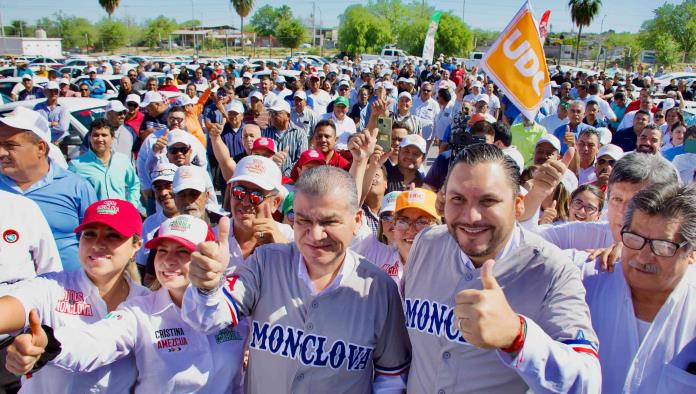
[
  {"x1": 0, "y1": 76, "x2": 49, "y2": 98},
  {"x1": 653, "y1": 72, "x2": 696, "y2": 89},
  {"x1": 0, "y1": 97, "x2": 109, "y2": 159},
  {"x1": 29, "y1": 57, "x2": 64, "y2": 70},
  {"x1": 72, "y1": 75, "x2": 124, "y2": 99}
]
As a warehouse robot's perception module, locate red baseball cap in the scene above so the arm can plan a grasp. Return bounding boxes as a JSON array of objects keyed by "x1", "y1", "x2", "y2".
[
  {"x1": 74, "y1": 199, "x2": 142, "y2": 237},
  {"x1": 252, "y1": 137, "x2": 276, "y2": 154},
  {"x1": 296, "y1": 149, "x2": 325, "y2": 168},
  {"x1": 144, "y1": 215, "x2": 215, "y2": 252}
]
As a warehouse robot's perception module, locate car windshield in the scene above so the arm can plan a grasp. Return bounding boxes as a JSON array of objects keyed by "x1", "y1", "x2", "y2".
[{"x1": 72, "y1": 106, "x2": 107, "y2": 130}]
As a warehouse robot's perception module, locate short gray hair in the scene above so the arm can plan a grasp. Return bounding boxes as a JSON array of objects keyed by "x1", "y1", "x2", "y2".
[
  {"x1": 571, "y1": 100, "x2": 586, "y2": 109},
  {"x1": 294, "y1": 166, "x2": 359, "y2": 211},
  {"x1": 625, "y1": 183, "x2": 696, "y2": 250},
  {"x1": 608, "y1": 153, "x2": 678, "y2": 196}
]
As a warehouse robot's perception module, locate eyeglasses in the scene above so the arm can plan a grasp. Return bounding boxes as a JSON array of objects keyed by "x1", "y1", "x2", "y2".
[
  {"x1": 621, "y1": 228, "x2": 689, "y2": 257},
  {"x1": 380, "y1": 213, "x2": 395, "y2": 222},
  {"x1": 655, "y1": 114, "x2": 665, "y2": 119},
  {"x1": 394, "y1": 216, "x2": 435, "y2": 231},
  {"x1": 231, "y1": 185, "x2": 276, "y2": 206},
  {"x1": 597, "y1": 158, "x2": 616, "y2": 166},
  {"x1": 127, "y1": 102, "x2": 139, "y2": 108},
  {"x1": 167, "y1": 146, "x2": 190, "y2": 155},
  {"x1": 570, "y1": 199, "x2": 599, "y2": 215}
]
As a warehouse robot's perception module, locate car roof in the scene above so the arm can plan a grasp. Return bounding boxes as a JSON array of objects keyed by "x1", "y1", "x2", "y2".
[
  {"x1": 0, "y1": 97, "x2": 109, "y2": 113},
  {"x1": 0, "y1": 76, "x2": 49, "y2": 83}
]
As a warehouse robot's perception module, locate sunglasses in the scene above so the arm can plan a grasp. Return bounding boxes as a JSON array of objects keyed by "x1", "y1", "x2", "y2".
[
  {"x1": 231, "y1": 185, "x2": 276, "y2": 206},
  {"x1": 597, "y1": 158, "x2": 616, "y2": 166},
  {"x1": 127, "y1": 102, "x2": 139, "y2": 108},
  {"x1": 655, "y1": 114, "x2": 665, "y2": 119},
  {"x1": 167, "y1": 146, "x2": 190, "y2": 155},
  {"x1": 80, "y1": 88, "x2": 90, "y2": 92}
]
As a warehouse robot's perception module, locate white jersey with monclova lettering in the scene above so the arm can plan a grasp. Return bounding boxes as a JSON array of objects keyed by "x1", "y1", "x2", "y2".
[
  {"x1": 8, "y1": 270, "x2": 149, "y2": 394},
  {"x1": 49, "y1": 287, "x2": 247, "y2": 394},
  {"x1": 403, "y1": 225, "x2": 602, "y2": 393},
  {"x1": 182, "y1": 243, "x2": 411, "y2": 394}
]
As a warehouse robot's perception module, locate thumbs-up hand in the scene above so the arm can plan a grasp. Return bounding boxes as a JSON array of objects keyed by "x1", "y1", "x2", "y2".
[
  {"x1": 153, "y1": 129, "x2": 170, "y2": 154},
  {"x1": 271, "y1": 147, "x2": 289, "y2": 169},
  {"x1": 539, "y1": 200, "x2": 558, "y2": 225},
  {"x1": 454, "y1": 260, "x2": 519, "y2": 349},
  {"x1": 563, "y1": 126, "x2": 576, "y2": 148},
  {"x1": 189, "y1": 216, "x2": 230, "y2": 291},
  {"x1": 5, "y1": 310, "x2": 48, "y2": 375},
  {"x1": 532, "y1": 146, "x2": 574, "y2": 192}
]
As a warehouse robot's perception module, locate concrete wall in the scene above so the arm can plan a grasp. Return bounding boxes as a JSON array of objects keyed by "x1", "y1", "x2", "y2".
[{"x1": 0, "y1": 37, "x2": 63, "y2": 58}]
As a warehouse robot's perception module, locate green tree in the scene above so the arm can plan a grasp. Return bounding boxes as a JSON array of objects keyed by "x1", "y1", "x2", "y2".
[
  {"x1": 6, "y1": 20, "x2": 33, "y2": 37},
  {"x1": 58, "y1": 16, "x2": 97, "y2": 49},
  {"x1": 98, "y1": 0, "x2": 120, "y2": 19},
  {"x1": 96, "y1": 19, "x2": 128, "y2": 51},
  {"x1": 568, "y1": 0, "x2": 603, "y2": 65},
  {"x1": 603, "y1": 32, "x2": 642, "y2": 68},
  {"x1": 337, "y1": 5, "x2": 393, "y2": 56},
  {"x1": 653, "y1": 32, "x2": 681, "y2": 68},
  {"x1": 433, "y1": 13, "x2": 473, "y2": 57},
  {"x1": 276, "y1": 18, "x2": 306, "y2": 53},
  {"x1": 143, "y1": 16, "x2": 178, "y2": 48},
  {"x1": 396, "y1": 18, "x2": 429, "y2": 55},
  {"x1": 250, "y1": 5, "x2": 282, "y2": 37},
  {"x1": 231, "y1": 0, "x2": 256, "y2": 56},
  {"x1": 640, "y1": 0, "x2": 696, "y2": 62},
  {"x1": 179, "y1": 20, "x2": 202, "y2": 28}
]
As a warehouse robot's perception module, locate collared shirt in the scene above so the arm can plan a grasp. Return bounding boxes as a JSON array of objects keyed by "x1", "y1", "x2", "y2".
[
  {"x1": 611, "y1": 127, "x2": 639, "y2": 152},
  {"x1": 553, "y1": 122, "x2": 593, "y2": 155},
  {"x1": 84, "y1": 78, "x2": 106, "y2": 98},
  {"x1": 392, "y1": 112, "x2": 424, "y2": 136},
  {"x1": 307, "y1": 89, "x2": 332, "y2": 115},
  {"x1": 68, "y1": 150, "x2": 141, "y2": 210},
  {"x1": 290, "y1": 108, "x2": 319, "y2": 137},
  {"x1": 385, "y1": 161, "x2": 424, "y2": 194},
  {"x1": 52, "y1": 287, "x2": 246, "y2": 394},
  {"x1": 361, "y1": 204, "x2": 380, "y2": 236},
  {"x1": 18, "y1": 86, "x2": 45, "y2": 101},
  {"x1": 33, "y1": 101, "x2": 70, "y2": 142},
  {"x1": 0, "y1": 161, "x2": 97, "y2": 271},
  {"x1": 212, "y1": 123, "x2": 246, "y2": 160},
  {"x1": 262, "y1": 124, "x2": 309, "y2": 176},
  {"x1": 9, "y1": 269, "x2": 149, "y2": 393},
  {"x1": 0, "y1": 190, "x2": 62, "y2": 285}
]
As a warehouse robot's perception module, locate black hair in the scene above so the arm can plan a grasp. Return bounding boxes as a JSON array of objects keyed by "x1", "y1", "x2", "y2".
[
  {"x1": 492, "y1": 122, "x2": 512, "y2": 147},
  {"x1": 446, "y1": 143, "x2": 520, "y2": 195},
  {"x1": 90, "y1": 117, "x2": 114, "y2": 136}
]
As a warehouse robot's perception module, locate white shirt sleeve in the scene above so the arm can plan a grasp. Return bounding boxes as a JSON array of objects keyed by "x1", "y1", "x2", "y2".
[{"x1": 28, "y1": 200, "x2": 63, "y2": 275}]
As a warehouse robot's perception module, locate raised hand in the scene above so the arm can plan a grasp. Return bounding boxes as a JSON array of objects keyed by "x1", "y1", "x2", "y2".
[
  {"x1": 454, "y1": 260, "x2": 519, "y2": 349},
  {"x1": 533, "y1": 147, "x2": 575, "y2": 192},
  {"x1": 563, "y1": 126, "x2": 576, "y2": 148},
  {"x1": 271, "y1": 147, "x2": 289, "y2": 169},
  {"x1": 539, "y1": 200, "x2": 558, "y2": 225},
  {"x1": 189, "y1": 216, "x2": 230, "y2": 291},
  {"x1": 349, "y1": 128, "x2": 378, "y2": 163},
  {"x1": 5, "y1": 310, "x2": 48, "y2": 376},
  {"x1": 251, "y1": 202, "x2": 288, "y2": 244},
  {"x1": 153, "y1": 129, "x2": 170, "y2": 154}
]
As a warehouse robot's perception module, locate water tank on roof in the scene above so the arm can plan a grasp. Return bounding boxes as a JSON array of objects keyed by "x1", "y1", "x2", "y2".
[{"x1": 35, "y1": 29, "x2": 47, "y2": 39}]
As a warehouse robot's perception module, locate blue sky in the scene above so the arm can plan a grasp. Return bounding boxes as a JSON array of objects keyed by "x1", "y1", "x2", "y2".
[{"x1": 0, "y1": 0, "x2": 682, "y2": 33}]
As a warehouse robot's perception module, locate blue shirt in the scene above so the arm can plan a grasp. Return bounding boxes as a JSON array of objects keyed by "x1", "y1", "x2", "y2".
[
  {"x1": 0, "y1": 161, "x2": 97, "y2": 271},
  {"x1": 553, "y1": 122, "x2": 593, "y2": 155},
  {"x1": 209, "y1": 123, "x2": 245, "y2": 160},
  {"x1": 663, "y1": 145, "x2": 684, "y2": 161},
  {"x1": 68, "y1": 150, "x2": 141, "y2": 211},
  {"x1": 33, "y1": 101, "x2": 71, "y2": 142},
  {"x1": 424, "y1": 151, "x2": 452, "y2": 191},
  {"x1": 84, "y1": 78, "x2": 107, "y2": 98}
]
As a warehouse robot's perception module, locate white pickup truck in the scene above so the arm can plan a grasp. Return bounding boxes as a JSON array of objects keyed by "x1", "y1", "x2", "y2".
[{"x1": 361, "y1": 47, "x2": 419, "y2": 64}]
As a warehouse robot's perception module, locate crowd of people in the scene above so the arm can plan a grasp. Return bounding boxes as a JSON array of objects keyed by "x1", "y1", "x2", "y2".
[{"x1": 0, "y1": 52, "x2": 695, "y2": 393}]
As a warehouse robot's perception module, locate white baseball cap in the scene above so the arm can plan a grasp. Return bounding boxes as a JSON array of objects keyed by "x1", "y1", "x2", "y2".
[
  {"x1": 126, "y1": 94, "x2": 141, "y2": 105},
  {"x1": 383, "y1": 81, "x2": 395, "y2": 91},
  {"x1": 338, "y1": 80, "x2": 350, "y2": 87},
  {"x1": 379, "y1": 191, "x2": 400, "y2": 215},
  {"x1": 0, "y1": 106, "x2": 51, "y2": 149},
  {"x1": 398, "y1": 91, "x2": 412, "y2": 101},
  {"x1": 145, "y1": 214, "x2": 212, "y2": 252},
  {"x1": 87, "y1": 67, "x2": 97, "y2": 73},
  {"x1": 151, "y1": 162, "x2": 178, "y2": 183},
  {"x1": 595, "y1": 127, "x2": 612, "y2": 146},
  {"x1": 475, "y1": 94, "x2": 489, "y2": 104},
  {"x1": 660, "y1": 98, "x2": 676, "y2": 111},
  {"x1": 173, "y1": 95, "x2": 194, "y2": 107},
  {"x1": 173, "y1": 165, "x2": 207, "y2": 193},
  {"x1": 227, "y1": 155, "x2": 282, "y2": 192},
  {"x1": 106, "y1": 100, "x2": 127, "y2": 112},
  {"x1": 59, "y1": 78, "x2": 70, "y2": 85},
  {"x1": 167, "y1": 129, "x2": 193, "y2": 147},
  {"x1": 399, "y1": 134, "x2": 427, "y2": 155},
  {"x1": 472, "y1": 81, "x2": 483, "y2": 88},
  {"x1": 597, "y1": 144, "x2": 624, "y2": 161},
  {"x1": 293, "y1": 91, "x2": 307, "y2": 101},
  {"x1": 268, "y1": 99, "x2": 291, "y2": 114},
  {"x1": 535, "y1": 134, "x2": 561, "y2": 152},
  {"x1": 165, "y1": 73, "x2": 175, "y2": 80},
  {"x1": 225, "y1": 100, "x2": 245, "y2": 114},
  {"x1": 44, "y1": 81, "x2": 59, "y2": 90},
  {"x1": 275, "y1": 76, "x2": 286, "y2": 84},
  {"x1": 140, "y1": 91, "x2": 164, "y2": 107},
  {"x1": 242, "y1": 72, "x2": 253, "y2": 79},
  {"x1": 249, "y1": 91, "x2": 263, "y2": 101},
  {"x1": 21, "y1": 74, "x2": 32, "y2": 81}
]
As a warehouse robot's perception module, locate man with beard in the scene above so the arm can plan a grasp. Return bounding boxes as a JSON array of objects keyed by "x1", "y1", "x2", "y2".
[
  {"x1": 385, "y1": 133, "x2": 426, "y2": 193},
  {"x1": 636, "y1": 124, "x2": 663, "y2": 155},
  {"x1": 404, "y1": 144, "x2": 601, "y2": 393},
  {"x1": 583, "y1": 183, "x2": 696, "y2": 393},
  {"x1": 589, "y1": 144, "x2": 624, "y2": 193}
]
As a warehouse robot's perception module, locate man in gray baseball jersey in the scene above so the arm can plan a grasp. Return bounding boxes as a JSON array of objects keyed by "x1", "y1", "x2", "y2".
[
  {"x1": 183, "y1": 165, "x2": 411, "y2": 393},
  {"x1": 403, "y1": 144, "x2": 601, "y2": 393}
]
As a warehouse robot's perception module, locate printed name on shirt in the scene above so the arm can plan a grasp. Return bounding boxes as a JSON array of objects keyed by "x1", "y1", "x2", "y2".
[
  {"x1": 381, "y1": 262, "x2": 399, "y2": 277},
  {"x1": 215, "y1": 325, "x2": 243, "y2": 344},
  {"x1": 55, "y1": 289, "x2": 94, "y2": 316},
  {"x1": 250, "y1": 321, "x2": 373, "y2": 371},
  {"x1": 154, "y1": 327, "x2": 189, "y2": 352},
  {"x1": 404, "y1": 298, "x2": 469, "y2": 345}
]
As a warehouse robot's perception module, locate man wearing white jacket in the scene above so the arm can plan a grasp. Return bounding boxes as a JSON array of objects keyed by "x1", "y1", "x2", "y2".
[{"x1": 583, "y1": 183, "x2": 696, "y2": 393}]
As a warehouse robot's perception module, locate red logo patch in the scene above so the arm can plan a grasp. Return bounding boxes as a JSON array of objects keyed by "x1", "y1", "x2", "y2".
[{"x1": 3, "y1": 229, "x2": 19, "y2": 243}]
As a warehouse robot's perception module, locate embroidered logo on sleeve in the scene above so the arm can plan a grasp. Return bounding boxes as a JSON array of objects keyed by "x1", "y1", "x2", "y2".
[
  {"x1": 155, "y1": 327, "x2": 189, "y2": 352},
  {"x1": 2, "y1": 229, "x2": 19, "y2": 243},
  {"x1": 55, "y1": 289, "x2": 93, "y2": 316}
]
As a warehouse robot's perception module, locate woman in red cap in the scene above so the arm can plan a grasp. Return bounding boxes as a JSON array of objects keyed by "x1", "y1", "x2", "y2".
[
  {"x1": 0, "y1": 199, "x2": 149, "y2": 394},
  {"x1": 6, "y1": 215, "x2": 247, "y2": 393}
]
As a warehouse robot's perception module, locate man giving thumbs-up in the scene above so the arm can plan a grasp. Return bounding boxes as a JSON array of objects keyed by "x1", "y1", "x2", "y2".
[{"x1": 402, "y1": 144, "x2": 601, "y2": 394}]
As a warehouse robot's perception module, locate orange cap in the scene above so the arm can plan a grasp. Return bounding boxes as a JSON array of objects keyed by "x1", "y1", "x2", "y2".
[{"x1": 395, "y1": 188, "x2": 439, "y2": 220}]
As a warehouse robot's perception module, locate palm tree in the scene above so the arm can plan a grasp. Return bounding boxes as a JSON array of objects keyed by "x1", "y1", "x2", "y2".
[
  {"x1": 568, "y1": 0, "x2": 602, "y2": 66},
  {"x1": 231, "y1": 0, "x2": 255, "y2": 56},
  {"x1": 98, "y1": 0, "x2": 120, "y2": 19}
]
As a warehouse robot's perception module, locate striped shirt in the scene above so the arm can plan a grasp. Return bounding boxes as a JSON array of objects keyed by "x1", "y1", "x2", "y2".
[{"x1": 262, "y1": 125, "x2": 309, "y2": 176}]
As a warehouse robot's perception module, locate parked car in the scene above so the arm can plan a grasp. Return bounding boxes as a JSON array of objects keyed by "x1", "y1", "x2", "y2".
[
  {"x1": 72, "y1": 75, "x2": 122, "y2": 99},
  {"x1": 0, "y1": 76, "x2": 49, "y2": 98},
  {"x1": 59, "y1": 66, "x2": 85, "y2": 79}
]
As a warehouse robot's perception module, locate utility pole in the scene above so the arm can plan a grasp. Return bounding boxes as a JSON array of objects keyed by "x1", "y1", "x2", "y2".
[
  {"x1": 312, "y1": 2, "x2": 316, "y2": 47},
  {"x1": 462, "y1": 0, "x2": 466, "y2": 23},
  {"x1": 191, "y1": 0, "x2": 198, "y2": 56},
  {"x1": 0, "y1": 2, "x2": 5, "y2": 37}
]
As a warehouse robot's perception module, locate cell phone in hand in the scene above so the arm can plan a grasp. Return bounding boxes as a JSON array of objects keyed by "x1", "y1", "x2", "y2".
[{"x1": 376, "y1": 117, "x2": 393, "y2": 151}]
